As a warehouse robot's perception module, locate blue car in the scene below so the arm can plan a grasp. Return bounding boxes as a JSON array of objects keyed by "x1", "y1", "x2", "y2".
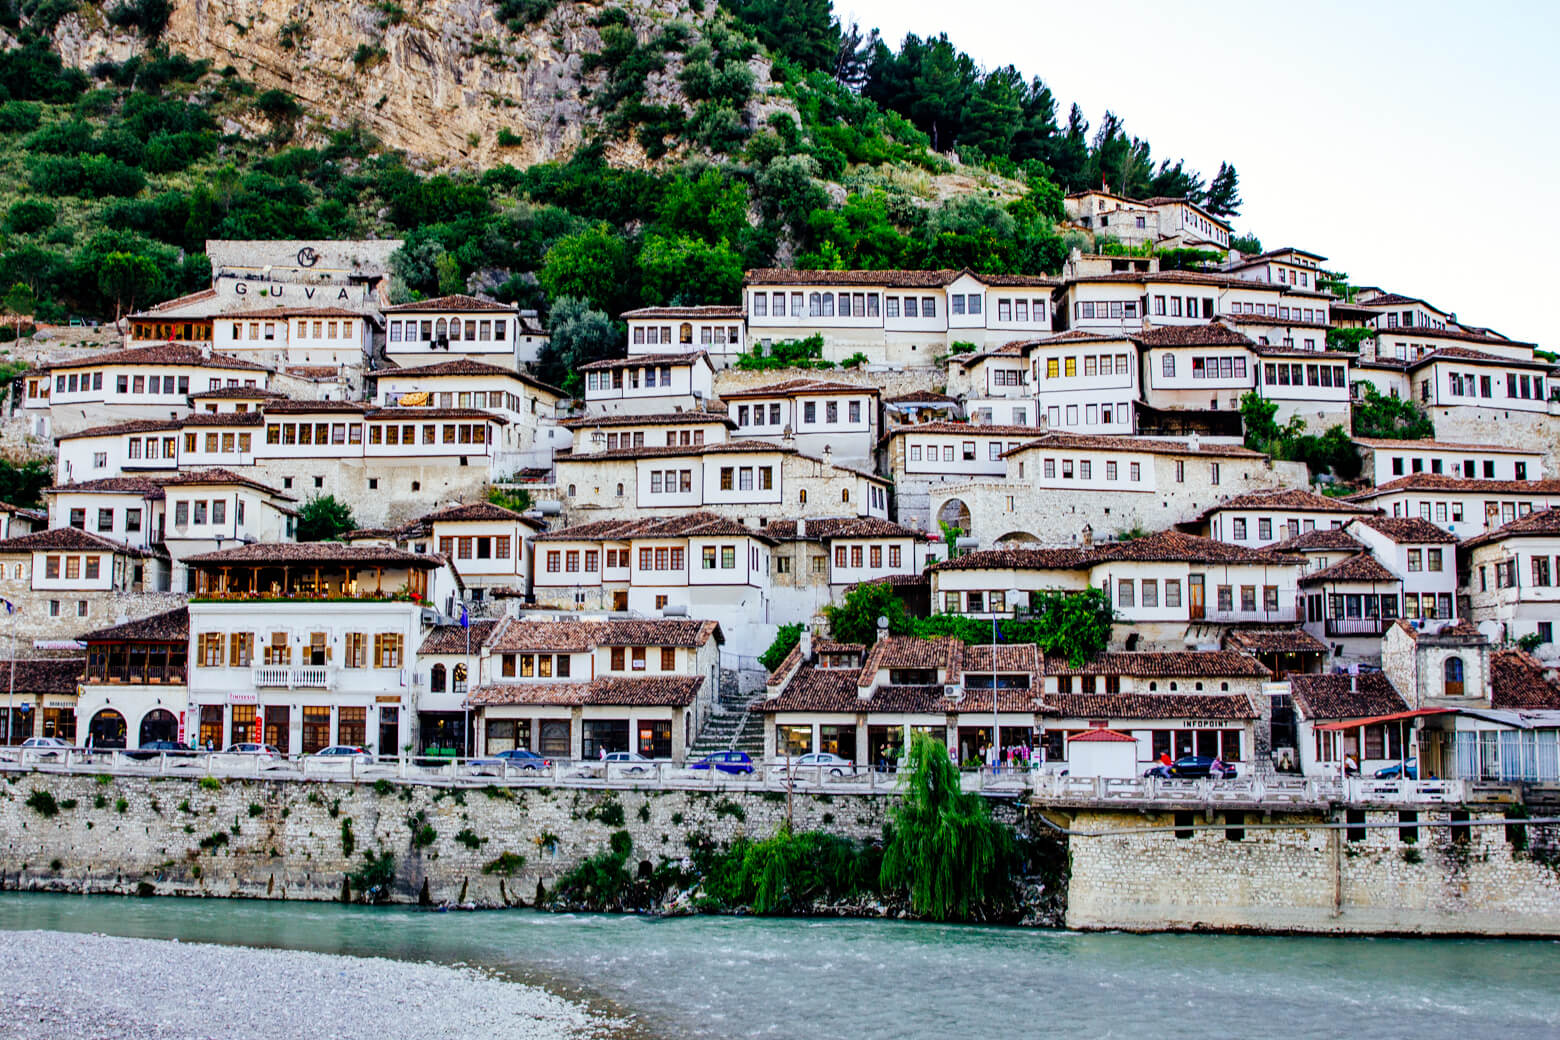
[
  {"x1": 1373, "y1": 761, "x2": 1418, "y2": 779},
  {"x1": 689, "y1": 751, "x2": 754, "y2": 775},
  {"x1": 1142, "y1": 755, "x2": 1237, "y2": 779}
]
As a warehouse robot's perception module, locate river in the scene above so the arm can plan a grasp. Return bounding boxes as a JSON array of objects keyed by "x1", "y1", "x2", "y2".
[{"x1": 1, "y1": 893, "x2": 1557, "y2": 1039}]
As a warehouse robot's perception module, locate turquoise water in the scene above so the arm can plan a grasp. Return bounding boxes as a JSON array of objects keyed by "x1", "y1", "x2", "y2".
[{"x1": 0, "y1": 893, "x2": 1557, "y2": 1039}]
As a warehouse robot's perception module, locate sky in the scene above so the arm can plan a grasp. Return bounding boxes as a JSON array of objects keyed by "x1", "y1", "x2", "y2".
[{"x1": 838, "y1": 0, "x2": 1560, "y2": 346}]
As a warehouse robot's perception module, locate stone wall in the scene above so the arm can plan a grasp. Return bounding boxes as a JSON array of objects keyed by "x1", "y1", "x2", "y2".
[
  {"x1": 0, "y1": 773, "x2": 890, "y2": 907},
  {"x1": 712, "y1": 366, "x2": 945, "y2": 403},
  {"x1": 1063, "y1": 808, "x2": 1560, "y2": 936},
  {"x1": 248, "y1": 458, "x2": 491, "y2": 528},
  {"x1": 0, "y1": 587, "x2": 186, "y2": 648},
  {"x1": 1429, "y1": 406, "x2": 1560, "y2": 478}
]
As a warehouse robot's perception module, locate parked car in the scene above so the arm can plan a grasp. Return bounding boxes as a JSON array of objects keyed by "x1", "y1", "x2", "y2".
[
  {"x1": 222, "y1": 743, "x2": 282, "y2": 758},
  {"x1": 471, "y1": 748, "x2": 550, "y2": 773},
  {"x1": 689, "y1": 750, "x2": 754, "y2": 775},
  {"x1": 1373, "y1": 761, "x2": 1419, "y2": 780},
  {"x1": 791, "y1": 752, "x2": 858, "y2": 777},
  {"x1": 1142, "y1": 756, "x2": 1237, "y2": 779},
  {"x1": 19, "y1": 737, "x2": 72, "y2": 759},
  {"x1": 124, "y1": 740, "x2": 194, "y2": 761},
  {"x1": 604, "y1": 751, "x2": 655, "y2": 775},
  {"x1": 310, "y1": 745, "x2": 372, "y2": 765}
]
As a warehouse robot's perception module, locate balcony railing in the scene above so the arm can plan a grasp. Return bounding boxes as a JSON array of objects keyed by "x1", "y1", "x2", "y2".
[
  {"x1": 1326, "y1": 617, "x2": 1385, "y2": 637},
  {"x1": 252, "y1": 666, "x2": 334, "y2": 689}
]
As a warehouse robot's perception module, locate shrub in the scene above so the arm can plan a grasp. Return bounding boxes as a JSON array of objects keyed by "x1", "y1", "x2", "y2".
[
  {"x1": 496, "y1": 127, "x2": 523, "y2": 147},
  {"x1": 759, "y1": 623, "x2": 803, "y2": 672},
  {"x1": 198, "y1": 831, "x2": 229, "y2": 851},
  {"x1": 455, "y1": 828, "x2": 486, "y2": 850},
  {"x1": 198, "y1": 776, "x2": 221, "y2": 791},
  {"x1": 24, "y1": 789, "x2": 59, "y2": 818},
  {"x1": 482, "y1": 850, "x2": 527, "y2": 875},
  {"x1": 340, "y1": 817, "x2": 356, "y2": 857},
  {"x1": 586, "y1": 798, "x2": 625, "y2": 827},
  {"x1": 348, "y1": 849, "x2": 396, "y2": 901},
  {"x1": 105, "y1": 0, "x2": 173, "y2": 37}
]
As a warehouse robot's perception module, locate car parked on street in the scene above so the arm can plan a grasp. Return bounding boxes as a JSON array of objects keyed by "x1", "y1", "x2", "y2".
[
  {"x1": 19, "y1": 737, "x2": 72, "y2": 760},
  {"x1": 789, "y1": 752, "x2": 858, "y2": 777},
  {"x1": 1373, "y1": 761, "x2": 1419, "y2": 779},
  {"x1": 124, "y1": 740, "x2": 194, "y2": 761},
  {"x1": 1142, "y1": 755, "x2": 1237, "y2": 779},
  {"x1": 604, "y1": 751, "x2": 655, "y2": 776},
  {"x1": 689, "y1": 750, "x2": 754, "y2": 775},
  {"x1": 471, "y1": 748, "x2": 550, "y2": 773},
  {"x1": 309, "y1": 745, "x2": 373, "y2": 765}
]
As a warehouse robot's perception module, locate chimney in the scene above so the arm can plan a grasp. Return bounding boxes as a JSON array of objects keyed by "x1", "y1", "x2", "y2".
[
  {"x1": 796, "y1": 517, "x2": 806, "y2": 539},
  {"x1": 1081, "y1": 524, "x2": 1093, "y2": 547},
  {"x1": 799, "y1": 629, "x2": 813, "y2": 663}
]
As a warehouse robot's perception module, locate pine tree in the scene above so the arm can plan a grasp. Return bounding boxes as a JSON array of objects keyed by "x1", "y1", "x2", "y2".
[{"x1": 1205, "y1": 161, "x2": 1243, "y2": 217}]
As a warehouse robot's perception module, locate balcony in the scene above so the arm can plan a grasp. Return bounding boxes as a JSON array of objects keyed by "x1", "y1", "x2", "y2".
[
  {"x1": 252, "y1": 666, "x2": 334, "y2": 689},
  {"x1": 1325, "y1": 617, "x2": 1385, "y2": 637}
]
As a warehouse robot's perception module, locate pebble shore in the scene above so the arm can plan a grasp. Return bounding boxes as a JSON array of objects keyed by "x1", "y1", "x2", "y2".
[{"x1": 0, "y1": 930, "x2": 619, "y2": 1040}]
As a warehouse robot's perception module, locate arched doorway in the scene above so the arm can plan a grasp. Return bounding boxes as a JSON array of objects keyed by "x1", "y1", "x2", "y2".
[
  {"x1": 430, "y1": 663, "x2": 446, "y2": 693},
  {"x1": 89, "y1": 709, "x2": 127, "y2": 749},
  {"x1": 995, "y1": 530, "x2": 1038, "y2": 546},
  {"x1": 936, "y1": 498, "x2": 971, "y2": 534},
  {"x1": 139, "y1": 709, "x2": 178, "y2": 746}
]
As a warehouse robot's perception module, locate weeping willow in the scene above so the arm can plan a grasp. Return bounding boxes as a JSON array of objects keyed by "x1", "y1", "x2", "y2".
[{"x1": 880, "y1": 732, "x2": 1016, "y2": 921}]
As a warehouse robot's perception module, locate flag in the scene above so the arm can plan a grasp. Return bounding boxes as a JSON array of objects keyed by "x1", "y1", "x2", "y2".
[
  {"x1": 459, "y1": 604, "x2": 469, "y2": 629},
  {"x1": 0, "y1": 598, "x2": 13, "y2": 614}
]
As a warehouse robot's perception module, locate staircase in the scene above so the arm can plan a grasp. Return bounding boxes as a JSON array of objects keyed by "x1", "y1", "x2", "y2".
[{"x1": 688, "y1": 686, "x2": 767, "y2": 758}]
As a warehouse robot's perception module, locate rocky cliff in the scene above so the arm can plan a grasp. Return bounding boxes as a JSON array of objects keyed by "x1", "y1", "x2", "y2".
[{"x1": 51, "y1": 0, "x2": 781, "y2": 169}]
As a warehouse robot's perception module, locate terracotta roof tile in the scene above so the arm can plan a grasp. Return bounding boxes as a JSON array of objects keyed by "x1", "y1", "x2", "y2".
[
  {"x1": 418, "y1": 620, "x2": 500, "y2": 655},
  {"x1": 1224, "y1": 628, "x2": 1329, "y2": 655},
  {"x1": 45, "y1": 344, "x2": 269, "y2": 373},
  {"x1": 382, "y1": 294, "x2": 516, "y2": 313},
  {"x1": 561, "y1": 411, "x2": 735, "y2": 430},
  {"x1": 1092, "y1": 530, "x2": 1302, "y2": 565},
  {"x1": 719, "y1": 379, "x2": 879, "y2": 399},
  {"x1": 0, "y1": 657, "x2": 85, "y2": 694},
  {"x1": 188, "y1": 386, "x2": 288, "y2": 400},
  {"x1": 1205, "y1": 488, "x2": 1368, "y2": 515},
  {"x1": 1352, "y1": 515, "x2": 1459, "y2": 544},
  {"x1": 533, "y1": 512, "x2": 768, "y2": 543},
  {"x1": 885, "y1": 390, "x2": 959, "y2": 404},
  {"x1": 1347, "y1": 476, "x2": 1560, "y2": 501},
  {"x1": 745, "y1": 268, "x2": 960, "y2": 288},
  {"x1": 1005, "y1": 430, "x2": 1267, "y2": 459},
  {"x1": 489, "y1": 621, "x2": 601, "y2": 653},
  {"x1": 1462, "y1": 507, "x2": 1560, "y2": 548},
  {"x1": 578, "y1": 352, "x2": 709, "y2": 371},
  {"x1": 1490, "y1": 650, "x2": 1560, "y2": 710},
  {"x1": 1288, "y1": 673, "x2": 1408, "y2": 720},
  {"x1": 48, "y1": 477, "x2": 167, "y2": 497},
  {"x1": 1068, "y1": 728, "x2": 1138, "y2": 743},
  {"x1": 419, "y1": 502, "x2": 534, "y2": 525},
  {"x1": 596, "y1": 619, "x2": 722, "y2": 648},
  {"x1": 183, "y1": 542, "x2": 441, "y2": 567},
  {"x1": 376, "y1": 358, "x2": 564, "y2": 395},
  {"x1": 82, "y1": 607, "x2": 189, "y2": 643},
  {"x1": 761, "y1": 517, "x2": 925, "y2": 541},
  {"x1": 932, "y1": 547, "x2": 1097, "y2": 572},
  {"x1": 1044, "y1": 692, "x2": 1257, "y2": 720},
  {"x1": 1131, "y1": 322, "x2": 1255, "y2": 348},
  {"x1": 468, "y1": 675, "x2": 704, "y2": 707},
  {"x1": 858, "y1": 636, "x2": 964, "y2": 683},
  {"x1": 619, "y1": 305, "x2": 744, "y2": 318},
  {"x1": 1298, "y1": 553, "x2": 1399, "y2": 585},
  {"x1": 1351, "y1": 437, "x2": 1540, "y2": 455},
  {"x1": 1044, "y1": 651, "x2": 1270, "y2": 678},
  {"x1": 1269, "y1": 528, "x2": 1366, "y2": 553},
  {"x1": 0, "y1": 527, "x2": 155, "y2": 558}
]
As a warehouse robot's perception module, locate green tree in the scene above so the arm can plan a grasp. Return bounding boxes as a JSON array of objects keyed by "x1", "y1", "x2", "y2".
[
  {"x1": 722, "y1": 0, "x2": 839, "y2": 73},
  {"x1": 537, "y1": 224, "x2": 629, "y2": 314},
  {"x1": 0, "y1": 458, "x2": 52, "y2": 509},
  {"x1": 296, "y1": 495, "x2": 357, "y2": 542},
  {"x1": 3, "y1": 283, "x2": 37, "y2": 337},
  {"x1": 880, "y1": 731, "x2": 1015, "y2": 921},
  {"x1": 636, "y1": 234, "x2": 743, "y2": 306},
  {"x1": 434, "y1": 252, "x2": 464, "y2": 296},
  {"x1": 1352, "y1": 384, "x2": 1434, "y2": 440},
  {"x1": 485, "y1": 486, "x2": 533, "y2": 514},
  {"x1": 97, "y1": 252, "x2": 160, "y2": 322},
  {"x1": 759, "y1": 623, "x2": 803, "y2": 672},
  {"x1": 823, "y1": 580, "x2": 914, "y2": 646},
  {"x1": 538, "y1": 296, "x2": 617, "y2": 396},
  {"x1": 1239, "y1": 390, "x2": 1281, "y2": 450},
  {"x1": 1205, "y1": 161, "x2": 1242, "y2": 218}
]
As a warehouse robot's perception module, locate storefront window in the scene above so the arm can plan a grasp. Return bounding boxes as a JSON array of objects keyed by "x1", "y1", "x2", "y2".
[
  {"x1": 776, "y1": 724, "x2": 811, "y2": 756},
  {"x1": 582, "y1": 719, "x2": 630, "y2": 760},
  {"x1": 638, "y1": 720, "x2": 671, "y2": 759}
]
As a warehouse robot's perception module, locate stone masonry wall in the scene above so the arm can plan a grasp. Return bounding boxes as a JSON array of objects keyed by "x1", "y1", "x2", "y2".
[
  {"x1": 0, "y1": 773, "x2": 890, "y2": 908},
  {"x1": 1064, "y1": 808, "x2": 1560, "y2": 936}
]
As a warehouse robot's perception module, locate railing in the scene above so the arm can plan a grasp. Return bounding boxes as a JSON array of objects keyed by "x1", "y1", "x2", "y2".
[
  {"x1": 0, "y1": 748, "x2": 1524, "y2": 807},
  {"x1": 251, "y1": 666, "x2": 334, "y2": 689},
  {"x1": 1326, "y1": 617, "x2": 1385, "y2": 637}
]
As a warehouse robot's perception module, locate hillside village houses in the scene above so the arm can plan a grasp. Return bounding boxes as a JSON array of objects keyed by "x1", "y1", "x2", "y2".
[{"x1": 8, "y1": 226, "x2": 1560, "y2": 773}]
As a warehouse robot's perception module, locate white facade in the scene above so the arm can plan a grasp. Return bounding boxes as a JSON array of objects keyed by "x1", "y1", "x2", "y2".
[
  {"x1": 721, "y1": 380, "x2": 879, "y2": 468},
  {"x1": 1353, "y1": 438, "x2": 1545, "y2": 485},
  {"x1": 623, "y1": 306, "x2": 746, "y2": 367},
  {"x1": 581, "y1": 353, "x2": 716, "y2": 416}
]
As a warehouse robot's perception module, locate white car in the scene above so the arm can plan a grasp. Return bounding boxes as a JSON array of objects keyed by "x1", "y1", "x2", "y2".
[
  {"x1": 20, "y1": 737, "x2": 73, "y2": 759},
  {"x1": 791, "y1": 752, "x2": 858, "y2": 776},
  {"x1": 604, "y1": 751, "x2": 656, "y2": 776},
  {"x1": 310, "y1": 745, "x2": 373, "y2": 765}
]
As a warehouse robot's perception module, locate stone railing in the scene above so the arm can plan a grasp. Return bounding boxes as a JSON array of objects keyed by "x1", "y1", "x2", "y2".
[{"x1": 251, "y1": 666, "x2": 334, "y2": 689}]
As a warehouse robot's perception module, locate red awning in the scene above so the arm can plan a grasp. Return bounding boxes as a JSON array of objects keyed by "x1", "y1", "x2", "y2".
[{"x1": 1314, "y1": 708, "x2": 1454, "y2": 731}]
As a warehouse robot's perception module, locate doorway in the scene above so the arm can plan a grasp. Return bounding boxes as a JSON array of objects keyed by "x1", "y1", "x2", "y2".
[
  {"x1": 89, "y1": 709, "x2": 127, "y2": 749},
  {"x1": 138, "y1": 709, "x2": 178, "y2": 746}
]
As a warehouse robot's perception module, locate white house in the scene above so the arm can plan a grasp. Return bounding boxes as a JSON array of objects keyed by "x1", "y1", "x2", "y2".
[
  {"x1": 718, "y1": 378, "x2": 880, "y2": 468},
  {"x1": 382, "y1": 294, "x2": 547, "y2": 368},
  {"x1": 622, "y1": 305, "x2": 745, "y2": 367},
  {"x1": 1197, "y1": 488, "x2": 1372, "y2": 548},
  {"x1": 372, "y1": 358, "x2": 570, "y2": 471},
  {"x1": 580, "y1": 352, "x2": 716, "y2": 416},
  {"x1": 1345, "y1": 476, "x2": 1560, "y2": 539},
  {"x1": 1462, "y1": 507, "x2": 1560, "y2": 647}
]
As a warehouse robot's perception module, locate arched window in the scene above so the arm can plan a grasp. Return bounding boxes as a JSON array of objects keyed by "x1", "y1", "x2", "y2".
[
  {"x1": 1162, "y1": 354, "x2": 1175, "y2": 378},
  {"x1": 453, "y1": 663, "x2": 468, "y2": 694},
  {"x1": 809, "y1": 292, "x2": 822, "y2": 317},
  {"x1": 449, "y1": 319, "x2": 462, "y2": 341},
  {"x1": 679, "y1": 323, "x2": 693, "y2": 344},
  {"x1": 799, "y1": 489, "x2": 807, "y2": 505},
  {"x1": 435, "y1": 318, "x2": 448, "y2": 340},
  {"x1": 567, "y1": 484, "x2": 576, "y2": 497},
  {"x1": 616, "y1": 483, "x2": 624, "y2": 497},
  {"x1": 841, "y1": 488, "x2": 849, "y2": 503},
  {"x1": 1444, "y1": 656, "x2": 1465, "y2": 696},
  {"x1": 430, "y1": 663, "x2": 446, "y2": 693}
]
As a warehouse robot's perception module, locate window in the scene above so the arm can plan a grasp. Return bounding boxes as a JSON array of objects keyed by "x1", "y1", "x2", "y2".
[
  {"x1": 1240, "y1": 586, "x2": 1256, "y2": 612},
  {"x1": 1443, "y1": 657, "x2": 1465, "y2": 697},
  {"x1": 373, "y1": 633, "x2": 404, "y2": 669},
  {"x1": 1118, "y1": 580, "x2": 1135, "y2": 608}
]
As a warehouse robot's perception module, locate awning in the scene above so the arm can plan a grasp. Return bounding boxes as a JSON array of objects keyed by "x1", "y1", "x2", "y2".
[{"x1": 1314, "y1": 707, "x2": 1454, "y2": 731}]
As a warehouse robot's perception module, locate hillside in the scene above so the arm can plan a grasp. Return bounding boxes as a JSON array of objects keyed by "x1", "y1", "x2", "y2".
[{"x1": 0, "y1": 0, "x2": 1249, "y2": 390}]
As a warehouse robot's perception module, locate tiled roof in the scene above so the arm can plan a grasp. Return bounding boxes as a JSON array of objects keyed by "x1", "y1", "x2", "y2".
[
  {"x1": 48, "y1": 477, "x2": 167, "y2": 497},
  {"x1": 0, "y1": 657, "x2": 84, "y2": 694},
  {"x1": 761, "y1": 517, "x2": 926, "y2": 541},
  {"x1": 1130, "y1": 322, "x2": 1255, "y2": 348},
  {"x1": 745, "y1": 268, "x2": 960, "y2": 288},
  {"x1": 932, "y1": 547, "x2": 1096, "y2": 572},
  {"x1": 1224, "y1": 628, "x2": 1329, "y2": 655},
  {"x1": 1204, "y1": 488, "x2": 1368, "y2": 515},
  {"x1": 1462, "y1": 507, "x2": 1560, "y2": 548},
  {"x1": 578, "y1": 352, "x2": 709, "y2": 371},
  {"x1": 1269, "y1": 527, "x2": 1365, "y2": 553},
  {"x1": 719, "y1": 379, "x2": 879, "y2": 399},
  {"x1": 376, "y1": 358, "x2": 565, "y2": 395},
  {"x1": 1044, "y1": 693, "x2": 1257, "y2": 720},
  {"x1": 286, "y1": 365, "x2": 351, "y2": 379},
  {"x1": 130, "y1": 287, "x2": 218, "y2": 316},
  {"x1": 188, "y1": 386, "x2": 288, "y2": 400},
  {"x1": 0, "y1": 526, "x2": 154, "y2": 558},
  {"x1": 488, "y1": 620, "x2": 601, "y2": 653},
  {"x1": 180, "y1": 411, "x2": 266, "y2": 427},
  {"x1": 468, "y1": 675, "x2": 704, "y2": 707},
  {"x1": 1068, "y1": 728, "x2": 1137, "y2": 743},
  {"x1": 365, "y1": 407, "x2": 507, "y2": 424},
  {"x1": 162, "y1": 468, "x2": 291, "y2": 499},
  {"x1": 842, "y1": 573, "x2": 930, "y2": 593},
  {"x1": 45, "y1": 344, "x2": 269, "y2": 372},
  {"x1": 560, "y1": 411, "x2": 734, "y2": 430},
  {"x1": 532, "y1": 512, "x2": 767, "y2": 543},
  {"x1": 761, "y1": 668, "x2": 1038, "y2": 715},
  {"x1": 1092, "y1": 530, "x2": 1302, "y2": 566},
  {"x1": 858, "y1": 636, "x2": 964, "y2": 683},
  {"x1": 218, "y1": 305, "x2": 368, "y2": 321},
  {"x1": 885, "y1": 390, "x2": 959, "y2": 404},
  {"x1": 1288, "y1": 673, "x2": 1409, "y2": 720},
  {"x1": 57, "y1": 418, "x2": 184, "y2": 441},
  {"x1": 381, "y1": 294, "x2": 515, "y2": 313},
  {"x1": 980, "y1": 272, "x2": 1062, "y2": 287},
  {"x1": 1390, "y1": 618, "x2": 1485, "y2": 644},
  {"x1": 419, "y1": 502, "x2": 533, "y2": 525},
  {"x1": 815, "y1": 639, "x2": 866, "y2": 655},
  {"x1": 1347, "y1": 476, "x2": 1560, "y2": 501},
  {"x1": 881, "y1": 421, "x2": 1044, "y2": 441},
  {"x1": 619, "y1": 305, "x2": 744, "y2": 318},
  {"x1": 1408, "y1": 343, "x2": 1548, "y2": 367},
  {"x1": 1351, "y1": 436, "x2": 1541, "y2": 455},
  {"x1": 962, "y1": 644, "x2": 1040, "y2": 673},
  {"x1": 418, "y1": 620, "x2": 500, "y2": 655},
  {"x1": 1352, "y1": 515, "x2": 1459, "y2": 544},
  {"x1": 596, "y1": 619, "x2": 722, "y2": 648},
  {"x1": 1030, "y1": 329, "x2": 1133, "y2": 346},
  {"x1": 1490, "y1": 650, "x2": 1560, "y2": 710},
  {"x1": 81, "y1": 607, "x2": 188, "y2": 643},
  {"x1": 1005, "y1": 430, "x2": 1267, "y2": 459},
  {"x1": 554, "y1": 439, "x2": 795, "y2": 463},
  {"x1": 262, "y1": 399, "x2": 367, "y2": 414},
  {"x1": 759, "y1": 668, "x2": 859, "y2": 711},
  {"x1": 1298, "y1": 553, "x2": 1399, "y2": 586},
  {"x1": 182, "y1": 542, "x2": 442, "y2": 567},
  {"x1": 1044, "y1": 651, "x2": 1271, "y2": 678}
]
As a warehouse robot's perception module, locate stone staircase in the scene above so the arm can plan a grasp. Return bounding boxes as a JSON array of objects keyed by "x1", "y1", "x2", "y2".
[{"x1": 688, "y1": 687, "x2": 767, "y2": 758}]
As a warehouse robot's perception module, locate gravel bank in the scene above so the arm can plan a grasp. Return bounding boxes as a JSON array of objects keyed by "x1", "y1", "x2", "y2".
[{"x1": 0, "y1": 930, "x2": 621, "y2": 1040}]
